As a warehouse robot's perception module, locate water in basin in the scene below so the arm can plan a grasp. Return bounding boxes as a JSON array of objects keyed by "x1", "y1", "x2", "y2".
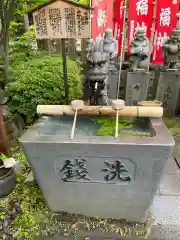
[{"x1": 39, "y1": 116, "x2": 155, "y2": 137}]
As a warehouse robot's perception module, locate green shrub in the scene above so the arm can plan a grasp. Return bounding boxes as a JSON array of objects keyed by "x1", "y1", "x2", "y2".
[
  {"x1": 9, "y1": 25, "x2": 39, "y2": 64},
  {"x1": 7, "y1": 55, "x2": 83, "y2": 124}
]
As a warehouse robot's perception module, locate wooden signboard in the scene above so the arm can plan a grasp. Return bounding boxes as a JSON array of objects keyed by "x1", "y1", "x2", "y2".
[
  {"x1": 32, "y1": 0, "x2": 90, "y2": 39},
  {"x1": 70, "y1": 0, "x2": 89, "y2": 4}
]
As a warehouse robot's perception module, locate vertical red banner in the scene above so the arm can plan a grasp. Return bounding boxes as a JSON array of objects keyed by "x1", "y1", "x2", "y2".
[
  {"x1": 113, "y1": 0, "x2": 125, "y2": 56},
  {"x1": 152, "y1": 0, "x2": 179, "y2": 64},
  {"x1": 91, "y1": 0, "x2": 114, "y2": 39},
  {"x1": 127, "y1": 0, "x2": 154, "y2": 55}
]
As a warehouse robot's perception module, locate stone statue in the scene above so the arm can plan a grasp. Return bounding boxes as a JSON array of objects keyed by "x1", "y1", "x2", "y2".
[
  {"x1": 129, "y1": 27, "x2": 149, "y2": 71},
  {"x1": 103, "y1": 29, "x2": 118, "y2": 66},
  {"x1": 163, "y1": 28, "x2": 180, "y2": 69},
  {"x1": 84, "y1": 38, "x2": 110, "y2": 105}
]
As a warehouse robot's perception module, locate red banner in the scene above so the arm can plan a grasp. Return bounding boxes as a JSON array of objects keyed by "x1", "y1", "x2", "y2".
[
  {"x1": 152, "y1": 0, "x2": 179, "y2": 64},
  {"x1": 127, "y1": 0, "x2": 154, "y2": 55},
  {"x1": 91, "y1": 0, "x2": 114, "y2": 39},
  {"x1": 113, "y1": 0, "x2": 125, "y2": 56}
]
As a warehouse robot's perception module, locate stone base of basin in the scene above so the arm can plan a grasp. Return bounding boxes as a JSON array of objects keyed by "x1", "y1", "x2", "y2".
[{"x1": 20, "y1": 116, "x2": 174, "y2": 222}]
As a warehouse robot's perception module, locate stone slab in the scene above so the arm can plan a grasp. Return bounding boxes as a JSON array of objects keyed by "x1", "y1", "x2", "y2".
[
  {"x1": 156, "y1": 71, "x2": 180, "y2": 117},
  {"x1": 159, "y1": 174, "x2": 180, "y2": 196},
  {"x1": 173, "y1": 145, "x2": 180, "y2": 166},
  {"x1": 25, "y1": 170, "x2": 37, "y2": 186},
  {"x1": 163, "y1": 158, "x2": 180, "y2": 174},
  {"x1": 151, "y1": 195, "x2": 180, "y2": 225},
  {"x1": 174, "y1": 157, "x2": 180, "y2": 167},
  {"x1": 125, "y1": 71, "x2": 150, "y2": 106},
  {"x1": 150, "y1": 224, "x2": 180, "y2": 240}
]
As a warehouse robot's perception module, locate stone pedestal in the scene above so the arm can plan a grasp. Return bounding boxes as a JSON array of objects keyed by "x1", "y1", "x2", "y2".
[
  {"x1": 125, "y1": 71, "x2": 150, "y2": 106},
  {"x1": 156, "y1": 71, "x2": 180, "y2": 117},
  {"x1": 108, "y1": 69, "x2": 127, "y2": 101}
]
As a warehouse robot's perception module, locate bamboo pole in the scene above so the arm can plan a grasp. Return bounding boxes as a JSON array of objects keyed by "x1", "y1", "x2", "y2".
[
  {"x1": 116, "y1": 0, "x2": 128, "y2": 99},
  {"x1": 37, "y1": 104, "x2": 163, "y2": 118},
  {"x1": 147, "y1": 0, "x2": 157, "y2": 70}
]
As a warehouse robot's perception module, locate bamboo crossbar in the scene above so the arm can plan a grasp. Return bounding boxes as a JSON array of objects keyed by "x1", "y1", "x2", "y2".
[{"x1": 37, "y1": 105, "x2": 163, "y2": 118}]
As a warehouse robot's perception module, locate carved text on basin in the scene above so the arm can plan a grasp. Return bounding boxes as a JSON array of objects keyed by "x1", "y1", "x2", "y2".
[{"x1": 58, "y1": 157, "x2": 132, "y2": 184}]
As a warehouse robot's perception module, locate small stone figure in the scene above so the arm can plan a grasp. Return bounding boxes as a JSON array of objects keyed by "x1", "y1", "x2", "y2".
[
  {"x1": 84, "y1": 38, "x2": 110, "y2": 105},
  {"x1": 129, "y1": 27, "x2": 149, "y2": 71},
  {"x1": 103, "y1": 29, "x2": 118, "y2": 66},
  {"x1": 163, "y1": 28, "x2": 180, "y2": 69}
]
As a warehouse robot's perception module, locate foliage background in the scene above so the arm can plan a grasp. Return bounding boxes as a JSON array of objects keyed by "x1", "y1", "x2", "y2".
[
  {"x1": 5, "y1": 26, "x2": 83, "y2": 124},
  {"x1": 7, "y1": 55, "x2": 82, "y2": 124},
  {"x1": 0, "y1": 2, "x2": 82, "y2": 239}
]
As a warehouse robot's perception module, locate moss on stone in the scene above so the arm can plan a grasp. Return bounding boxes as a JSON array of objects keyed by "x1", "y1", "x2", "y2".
[{"x1": 164, "y1": 118, "x2": 180, "y2": 129}]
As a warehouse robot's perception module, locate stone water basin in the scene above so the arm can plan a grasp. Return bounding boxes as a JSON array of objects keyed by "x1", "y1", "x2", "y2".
[{"x1": 20, "y1": 116, "x2": 174, "y2": 222}]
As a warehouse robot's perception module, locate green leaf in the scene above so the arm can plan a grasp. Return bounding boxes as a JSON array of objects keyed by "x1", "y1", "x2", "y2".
[{"x1": 1, "y1": 153, "x2": 8, "y2": 161}]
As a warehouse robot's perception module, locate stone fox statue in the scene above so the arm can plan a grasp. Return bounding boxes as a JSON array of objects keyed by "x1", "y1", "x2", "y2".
[
  {"x1": 84, "y1": 38, "x2": 110, "y2": 105},
  {"x1": 129, "y1": 27, "x2": 149, "y2": 71}
]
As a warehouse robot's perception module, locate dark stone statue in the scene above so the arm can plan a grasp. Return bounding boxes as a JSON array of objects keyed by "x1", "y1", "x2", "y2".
[
  {"x1": 129, "y1": 27, "x2": 149, "y2": 71},
  {"x1": 83, "y1": 29, "x2": 119, "y2": 105},
  {"x1": 163, "y1": 28, "x2": 180, "y2": 69},
  {"x1": 84, "y1": 38, "x2": 110, "y2": 105}
]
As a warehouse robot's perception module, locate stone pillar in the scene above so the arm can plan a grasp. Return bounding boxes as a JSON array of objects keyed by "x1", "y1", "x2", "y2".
[
  {"x1": 156, "y1": 71, "x2": 180, "y2": 117},
  {"x1": 125, "y1": 71, "x2": 150, "y2": 106},
  {"x1": 108, "y1": 67, "x2": 118, "y2": 100},
  {"x1": 147, "y1": 71, "x2": 155, "y2": 100},
  {"x1": 108, "y1": 69, "x2": 127, "y2": 102},
  {"x1": 147, "y1": 70, "x2": 160, "y2": 101}
]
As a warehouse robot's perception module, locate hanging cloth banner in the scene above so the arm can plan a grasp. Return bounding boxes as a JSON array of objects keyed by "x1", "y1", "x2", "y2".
[
  {"x1": 152, "y1": 0, "x2": 179, "y2": 64},
  {"x1": 113, "y1": 0, "x2": 126, "y2": 56},
  {"x1": 127, "y1": 0, "x2": 154, "y2": 55},
  {"x1": 91, "y1": 0, "x2": 114, "y2": 39}
]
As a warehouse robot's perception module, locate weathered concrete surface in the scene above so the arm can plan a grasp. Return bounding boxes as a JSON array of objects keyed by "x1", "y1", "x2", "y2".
[
  {"x1": 39, "y1": 157, "x2": 180, "y2": 240},
  {"x1": 150, "y1": 225, "x2": 180, "y2": 240},
  {"x1": 173, "y1": 144, "x2": 180, "y2": 166},
  {"x1": 151, "y1": 157, "x2": 180, "y2": 224},
  {"x1": 20, "y1": 116, "x2": 174, "y2": 222},
  {"x1": 149, "y1": 157, "x2": 180, "y2": 240}
]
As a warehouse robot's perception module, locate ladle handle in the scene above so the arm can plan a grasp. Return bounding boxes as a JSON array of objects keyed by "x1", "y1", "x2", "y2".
[
  {"x1": 71, "y1": 109, "x2": 77, "y2": 140},
  {"x1": 115, "y1": 110, "x2": 119, "y2": 138}
]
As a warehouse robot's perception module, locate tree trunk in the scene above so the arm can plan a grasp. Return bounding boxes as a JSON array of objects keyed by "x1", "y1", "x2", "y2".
[
  {"x1": 0, "y1": 107, "x2": 11, "y2": 156},
  {"x1": 24, "y1": 14, "x2": 29, "y2": 32},
  {"x1": 3, "y1": 31, "x2": 9, "y2": 87}
]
